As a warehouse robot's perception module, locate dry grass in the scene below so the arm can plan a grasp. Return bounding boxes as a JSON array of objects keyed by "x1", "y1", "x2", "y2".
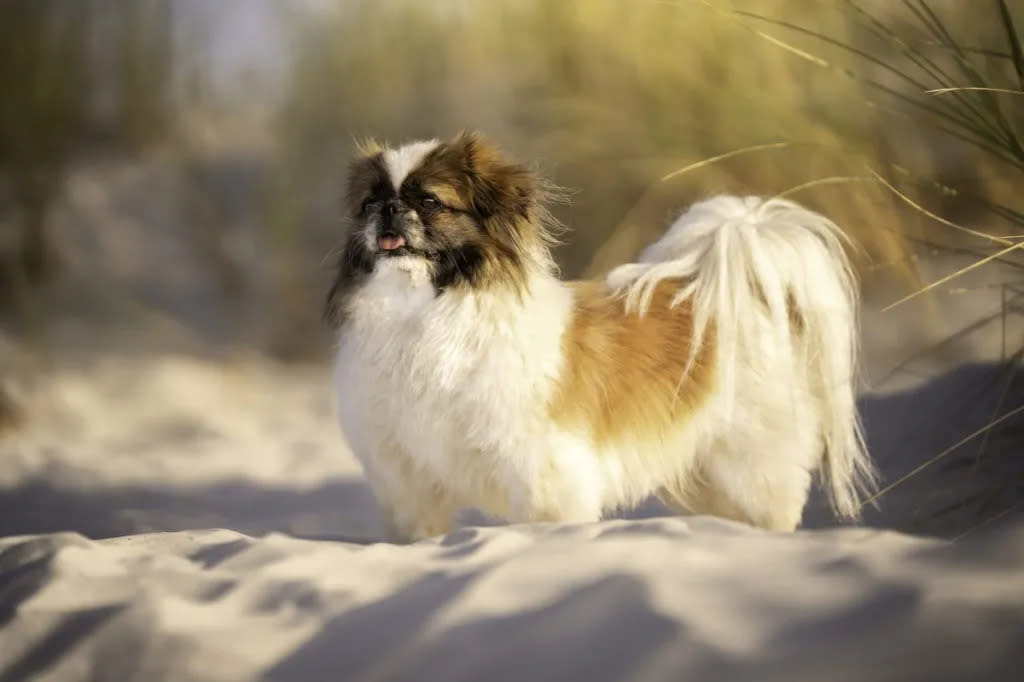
[
  {"x1": 273, "y1": 1, "x2": 1020, "y2": 288},
  {"x1": 1, "y1": 1, "x2": 1019, "y2": 358},
  {"x1": 4, "y1": 1, "x2": 1021, "y2": 316}
]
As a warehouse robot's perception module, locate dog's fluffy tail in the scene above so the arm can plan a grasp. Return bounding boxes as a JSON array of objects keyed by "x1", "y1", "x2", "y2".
[{"x1": 607, "y1": 195, "x2": 877, "y2": 519}]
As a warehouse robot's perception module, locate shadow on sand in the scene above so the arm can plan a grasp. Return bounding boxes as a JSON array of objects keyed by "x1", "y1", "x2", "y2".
[
  {"x1": 803, "y1": 361, "x2": 1024, "y2": 537},
  {"x1": 0, "y1": 477, "x2": 381, "y2": 543},
  {"x1": 0, "y1": 362, "x2": 1020, "y2": 543}
]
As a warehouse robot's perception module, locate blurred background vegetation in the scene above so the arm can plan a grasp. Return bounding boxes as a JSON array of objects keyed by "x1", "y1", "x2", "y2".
[
  {"x1": 0, "y1": 0, "x2": 1020, "y2": 361},
  {"x1": 0, "y1": 0, "x2": 1021, "y2": 536}
]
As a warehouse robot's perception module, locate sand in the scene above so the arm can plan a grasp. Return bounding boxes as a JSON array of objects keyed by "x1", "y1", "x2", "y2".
[
  {"x1": 2, "y1": 156, "x2": 1024, "y2": 680},
  {"x1": 2, "y1": 518, "x2": 1023, "y2": 682},
  {"x1": 2, "y1": 330, "x2": 1023, "y2": 681}
]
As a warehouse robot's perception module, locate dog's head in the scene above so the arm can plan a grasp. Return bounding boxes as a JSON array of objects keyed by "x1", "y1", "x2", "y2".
[{"x1": 325, "y1": 131, "x2": 559, "y2": 324}]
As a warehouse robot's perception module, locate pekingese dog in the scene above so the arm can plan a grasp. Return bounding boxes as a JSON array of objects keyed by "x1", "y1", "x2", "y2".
[{"x1": 326, "y1": 131, "x2": 877, "y2": 542}]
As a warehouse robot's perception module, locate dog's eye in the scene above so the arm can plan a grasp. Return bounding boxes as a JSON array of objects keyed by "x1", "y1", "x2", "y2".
[
  {"x1": 419, "y1": 196, "x2": 440, "y2": 211},
  {"x1": 360, "y1": 198, "x2": 380, "y2": 215}
]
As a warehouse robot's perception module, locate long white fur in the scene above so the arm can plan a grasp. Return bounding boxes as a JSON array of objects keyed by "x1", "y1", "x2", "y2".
[
  {"x1": 333, "y1": 145, "x2": 877, "y2": 541},
  {"x1": 334, "y1": 259, "x2": 582, "y2": 540},
  {"x1": 607, "y1": 195, "x2": 878, "y2": 519}
]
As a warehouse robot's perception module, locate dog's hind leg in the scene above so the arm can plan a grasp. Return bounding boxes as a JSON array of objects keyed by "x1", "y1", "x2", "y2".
[
  {"x1": 659, "y1": 463, "x2": 812, "y2": 532},
  {"x1": 659, "y1": 412, "x2": 821, "y2": 532}
]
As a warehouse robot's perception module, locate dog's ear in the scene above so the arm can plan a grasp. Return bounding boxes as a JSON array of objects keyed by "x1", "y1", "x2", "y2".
[{"x1": 450, "y1": 130, "x2": 535, "y2": 221}]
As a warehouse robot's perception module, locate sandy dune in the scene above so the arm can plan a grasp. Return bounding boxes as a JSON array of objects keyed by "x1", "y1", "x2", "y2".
[
  {"x1": 1, "y1": 157, "x2": 1023, "y2": 679},
  {"x1": 2, "y1": 517, "x2": 1023, "y2": 682},
  {"x1": 1, "y1": 342, "x2": 1023, "y2": 681}
]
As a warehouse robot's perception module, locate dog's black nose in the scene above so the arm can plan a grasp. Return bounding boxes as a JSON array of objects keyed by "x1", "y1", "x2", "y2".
[{"x1": 382, "y1": 199, "x2": 403, "y2": 217}]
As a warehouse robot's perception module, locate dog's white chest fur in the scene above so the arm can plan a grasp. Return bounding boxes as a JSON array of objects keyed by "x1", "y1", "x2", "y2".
[{"x1": 333, "y1": 261, "x2": 576, "y2": 532}]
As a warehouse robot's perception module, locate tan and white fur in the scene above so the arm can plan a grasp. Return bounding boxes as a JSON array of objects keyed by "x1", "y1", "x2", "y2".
[{"x1": 326, "y1": 131, "x2": 877, "y2": 542}]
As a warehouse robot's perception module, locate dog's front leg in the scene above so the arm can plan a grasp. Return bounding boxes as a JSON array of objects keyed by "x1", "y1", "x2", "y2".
[
  {"x1": 363, "y1": 445, "x2": 459, "y2": 543},
  {"x1": 503, "y1": 457, "x2": 605, "y2": 528}
]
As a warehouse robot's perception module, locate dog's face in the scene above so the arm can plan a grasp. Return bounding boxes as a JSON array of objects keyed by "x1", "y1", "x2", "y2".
[{"x1": 326, "y1": 131, "x2": 555, "y2": 323}]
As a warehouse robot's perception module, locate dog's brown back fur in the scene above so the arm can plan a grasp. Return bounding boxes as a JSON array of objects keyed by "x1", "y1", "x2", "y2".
[{"x1": 549, "y1": 279, "x2": 715, "y2": 448}]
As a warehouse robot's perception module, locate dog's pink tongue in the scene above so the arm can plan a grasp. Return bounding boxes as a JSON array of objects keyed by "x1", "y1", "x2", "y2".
[{"x1": 377, "y1": 235, "x2": 406, "y2": 251}]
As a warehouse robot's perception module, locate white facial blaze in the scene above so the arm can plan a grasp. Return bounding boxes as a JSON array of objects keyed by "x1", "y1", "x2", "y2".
[{"x1": 382, "y1": 140, "x2": 440, "y2": 190}]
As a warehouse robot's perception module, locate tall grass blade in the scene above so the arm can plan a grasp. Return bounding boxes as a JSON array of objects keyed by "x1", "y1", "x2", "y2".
[
  {"x1": 925, "y1": 43, "x2": 1014, "y2": 60},
  {"x1": 953, "y1": 500, "x2": 1022, "y2": 541},
  {"x1": 860, "y1": 404, "x2": 1024, "y2": 508},
  {"x1": 882, "y1": 240, "x2": 1024, "y2": 311},
  {"x1": 911, "y1": 0, "x2": 1024, "y2": 156},
  {"x1": 869, "y1": 169, "x2": 1016, "y2": 247},
  {"x1": 659, "y1": 141, "x2": 792, "y2": 182},
  {"x1": 775, "y1": 175, "x2": 877, "y2": 199},
  {"x1": 845, "y1": 0, "x2": 1006, "y2": 144},
  {"x1": 928, "y1": 87, "x2": 1024, "y2": 96},
  {"x1": 737, "y1": 9, "x2": 1023, "y2": 163},
  {"x1": 871, "y1": 292, "x2": 1024, "y2": 388},
  {"x1": 997, "y1": 0, "x2": 1024, "y2": 88}
]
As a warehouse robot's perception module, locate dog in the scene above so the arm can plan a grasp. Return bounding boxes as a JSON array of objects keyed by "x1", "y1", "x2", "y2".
[{"x1": 325, "y1": 131, "x2": 877, "y2": 542}]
